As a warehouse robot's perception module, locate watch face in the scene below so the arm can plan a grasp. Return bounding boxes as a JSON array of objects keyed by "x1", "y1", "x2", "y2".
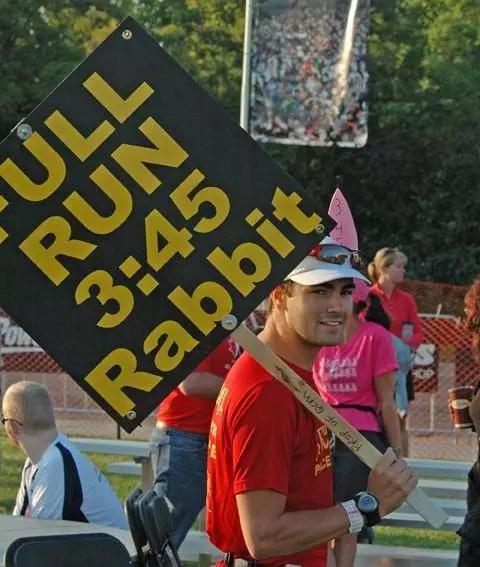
[{"x1": 357, "y1": 493, "x2": 378, "y2": 513}]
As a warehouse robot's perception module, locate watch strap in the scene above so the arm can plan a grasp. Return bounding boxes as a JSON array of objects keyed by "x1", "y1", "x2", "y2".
[
  {"x1": 340, "y1": 500, "x2": 364, "y2": 534},
  {"x1": 354, "y1": 491, "x2": 381, "y2": 527}
]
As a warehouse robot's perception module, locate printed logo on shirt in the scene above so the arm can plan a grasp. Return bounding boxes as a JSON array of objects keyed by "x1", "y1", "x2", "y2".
[
  {"x1": 225, "y1": 339, "x2": 242, "y2": 370},
  {"x1": 314, "y1": 424, "x2": 332, "y2": 476},
  {"x1": 209, "y1": 442, "x2": 217, "y2": 460},
  {"x1": 215, "y1": 385, "x2": 229, "y2": 416},
  {"x1": 317, "y1": 357, "x2": 359, "y2": 393}
]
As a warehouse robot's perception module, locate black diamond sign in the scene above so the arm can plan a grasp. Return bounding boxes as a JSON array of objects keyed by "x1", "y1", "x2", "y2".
[{"x1": 0, "y1": 18, "x2": 327, "y2": 431}]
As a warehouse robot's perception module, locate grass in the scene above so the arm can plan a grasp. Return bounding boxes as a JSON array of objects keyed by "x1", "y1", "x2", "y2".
[
  {"x1": 0, "y1": 432, "x2": 460, "y2": 551},
  {"x1": 374, "y1": 526, "x2": 458, "y2": 550}
]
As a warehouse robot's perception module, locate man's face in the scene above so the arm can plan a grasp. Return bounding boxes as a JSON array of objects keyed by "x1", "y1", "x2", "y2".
[
  {"x1": 1, "y1": 397, "x2": 21, "y2": 447},
  {"x1": 282, "y1": 279, "x2": 354, "y2": 347}
]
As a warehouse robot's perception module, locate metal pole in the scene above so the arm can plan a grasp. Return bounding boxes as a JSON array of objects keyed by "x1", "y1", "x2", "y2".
[
  {"x1": 240, "y1": 0, "x2": 255, "y2": 131},
  {"x1": 430, "y1": 395, "x2": 435, "y2": 431}
]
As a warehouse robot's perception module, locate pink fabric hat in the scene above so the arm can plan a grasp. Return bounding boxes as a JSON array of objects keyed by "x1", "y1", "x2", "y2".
[
  {"x1": 286, "y1": 189, "x2": 370, "y2": 287},
  {"x1": 352, "y1": 280, "x2": 369, "y2": 303}
]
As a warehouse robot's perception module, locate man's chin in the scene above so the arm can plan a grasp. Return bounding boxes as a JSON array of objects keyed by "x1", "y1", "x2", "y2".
[{"x1": 318, "y1": 329, "x2": 344, "y2": 346}]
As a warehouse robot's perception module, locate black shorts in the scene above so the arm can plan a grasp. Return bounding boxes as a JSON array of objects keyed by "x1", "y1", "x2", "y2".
[
  {"x1": 333, "y1": 430, "x2": 387, "y2": 503},
  {"x1": 406, "y1": 369, "x2": 415, "y2": 402}
]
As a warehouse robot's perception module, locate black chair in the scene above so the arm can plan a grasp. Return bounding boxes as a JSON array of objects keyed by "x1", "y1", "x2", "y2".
[
  {"x1": 137, "y1": 490, "x2": 181, "y2": 567},
  {"x1": 5, "y1": 532, "x2": 131, "y2": 567},
  {"x1": 126, "y1": 487, "x2": 149, "y2": 566}
]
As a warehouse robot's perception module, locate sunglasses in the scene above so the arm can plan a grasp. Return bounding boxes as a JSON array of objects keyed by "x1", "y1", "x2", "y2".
[
  {"x1": 309, "y1": 243, "x2": 364, "y2": 269},
  {"x1": 0, "y1": 415, "x2": 23, "y2": 426}
]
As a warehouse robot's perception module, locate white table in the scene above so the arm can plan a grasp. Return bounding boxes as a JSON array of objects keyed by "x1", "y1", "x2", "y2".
[{"x1": 0, "y1": 514, "x2": 135, "y2": 565}]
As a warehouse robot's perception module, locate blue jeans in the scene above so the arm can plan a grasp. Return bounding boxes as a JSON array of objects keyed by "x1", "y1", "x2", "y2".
[{"x1": 149, "y1": 425, "x2": 208, "y2": 550}]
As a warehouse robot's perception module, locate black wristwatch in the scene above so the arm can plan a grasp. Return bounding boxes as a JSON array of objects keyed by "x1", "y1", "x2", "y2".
[{"x1": 354, "y1": 491, "x2": 381, "y2": 527}]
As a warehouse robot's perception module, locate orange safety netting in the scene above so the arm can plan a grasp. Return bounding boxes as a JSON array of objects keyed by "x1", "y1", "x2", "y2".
[
  {"x1": 413, "y1": 315, "x2": 478, "y2": 392},
  {"x1": 0, "y1": 309, "x2": 62, "y2": 373}
]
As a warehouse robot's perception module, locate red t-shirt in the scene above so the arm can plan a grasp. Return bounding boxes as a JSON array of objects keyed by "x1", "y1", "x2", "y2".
[
  {"x1": 369, "y1": 284, "x2": 424, "y2": 350},
  {"x1": 156, "y1": 337, "x2": 240, "y2": 435},
  {"x1": 206, "y1": 352, "x2": 333, "y2": 566}
]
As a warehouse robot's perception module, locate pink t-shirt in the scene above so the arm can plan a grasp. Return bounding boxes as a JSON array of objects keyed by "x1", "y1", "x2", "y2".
[{"x1": 313, "y1": 321, "x2": 398, "y2": 432}]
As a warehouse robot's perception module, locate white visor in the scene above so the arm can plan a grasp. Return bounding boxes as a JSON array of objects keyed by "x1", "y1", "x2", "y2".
[{"x1": 286, "y1": 243, "x2": 370, "y2": 286}]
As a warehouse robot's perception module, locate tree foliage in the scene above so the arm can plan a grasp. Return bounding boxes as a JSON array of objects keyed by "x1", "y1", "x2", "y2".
[
  {"x1": 0, "y1": 1, "x2": 123, "y2": 135},
  {"x1": 0, "y1": 0, "x2": 478, "y2": 283}
]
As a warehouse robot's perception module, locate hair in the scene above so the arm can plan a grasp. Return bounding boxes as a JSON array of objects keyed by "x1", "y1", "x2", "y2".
[
  {"x1": 266, "y1": 280, "x2": 295, "y2": 315},
  {"x1": 355, "y1": 292, "x2": 392, "y2": 330},
  {"x1": 367, "y1": 247, "x2": 408, "y2": 283},
  {"x1": 464, "y1": 277, "x2": 480, "y2": 363},
  {"x1": 3, "y1": 381, "x2": 56, "y2": 432}
]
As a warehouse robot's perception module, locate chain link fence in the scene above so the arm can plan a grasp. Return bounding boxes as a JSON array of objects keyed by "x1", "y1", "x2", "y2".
[
  {"x1": 1, "y1": 296, "x2": 479, "y2": 458},
  {"x1": 408, "y1": 314, "x2": 478, "y2": 461}
]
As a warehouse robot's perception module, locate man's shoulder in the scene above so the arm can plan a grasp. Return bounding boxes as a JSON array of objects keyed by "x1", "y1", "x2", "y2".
[
  {"x1": 39, "y1": 434, "x2": 86, "y2": 472},
  {"x1": 223, "y1": 352, "x2": 297, "y2": 410},
  {"x1": 226, "y1": 351, "x2": 284, "y2": 389},
  {"x1": 33, "y1": 444, "x2": 66, "y2": 484}
]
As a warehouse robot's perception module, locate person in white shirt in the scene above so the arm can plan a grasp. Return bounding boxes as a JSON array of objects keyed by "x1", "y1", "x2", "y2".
[{"x1": 2, "y1": 381, "x2": 127, "y2": 529}]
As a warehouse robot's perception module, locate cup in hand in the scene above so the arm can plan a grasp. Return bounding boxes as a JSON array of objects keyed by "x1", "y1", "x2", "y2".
[{"x1": 448, "y1": 386, "x2": 475, "y2": 429}]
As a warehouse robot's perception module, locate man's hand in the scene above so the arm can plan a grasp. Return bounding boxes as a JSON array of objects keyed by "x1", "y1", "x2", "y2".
[
  {"x1": 366, "y1": 448, "x2": 418, "y2": 518},
  {"x1": 469, "y1": 385, "x2": 480, "y2": 433}
]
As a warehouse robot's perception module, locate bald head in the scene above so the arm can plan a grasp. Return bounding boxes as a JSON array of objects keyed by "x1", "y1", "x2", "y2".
[{"x1": 3, "y1": 381, "x2": 56, "y2": 432}]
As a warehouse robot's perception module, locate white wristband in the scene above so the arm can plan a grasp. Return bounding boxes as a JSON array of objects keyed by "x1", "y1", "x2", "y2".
[{"x1": 341, "y1": 500, "x2": 365, "y2": 534}]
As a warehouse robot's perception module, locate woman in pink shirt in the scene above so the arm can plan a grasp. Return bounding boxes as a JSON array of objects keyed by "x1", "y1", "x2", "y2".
[
  {"x1": 368, "y1": 247, "x2": 424, "y2": 456},
  {"x1": 314, "y1": 284, "x2": 401, "y2": 567}
]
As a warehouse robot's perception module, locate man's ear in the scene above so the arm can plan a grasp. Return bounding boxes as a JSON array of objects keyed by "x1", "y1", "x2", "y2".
[{"x1": 270, "y1": 283, "x2": 289, "y2": 311}]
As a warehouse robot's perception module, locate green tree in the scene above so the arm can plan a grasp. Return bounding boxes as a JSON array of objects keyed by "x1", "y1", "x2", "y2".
[
  {"x1": 0, "y1": 0, "x2": 478, "y2": 283},
  {"x1": 0, "y1": 0, "x2": 123, "y2": 138},
  {"x1": 269, "y1": 0, "x2": 480, "y2": 283},
  {"x1": 129, "y1": 0, "x2": 244, "y2": 117}
]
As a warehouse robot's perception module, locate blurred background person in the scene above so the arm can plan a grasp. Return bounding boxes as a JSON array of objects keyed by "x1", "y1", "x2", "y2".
[
  {"x1": 368, "y1": 247, "x2": 424, "y2": 456},
  {"x1": 150, "y1": 337, "x2": 240, "y2": 550},
  {"x1": 314, "y1": 281, "x2": 401, "y2": 567},
  {"x1": 455, "y1": 277, "x2": 480, "y2": 566},
  {"x1": 2, "y1": 381, "x2": 127, "y2": 528},
  {"x1": 359, "y1": 282, "x2": 412, "y2": 439}
]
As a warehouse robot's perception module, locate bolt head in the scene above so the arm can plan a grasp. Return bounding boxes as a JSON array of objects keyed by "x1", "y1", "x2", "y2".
[
  {"x1": 221, "y1": 315, "x2": 238, "y2": 331},
  {"x1": 16, "y1": 123, "x2": 32, "y2": 140}
]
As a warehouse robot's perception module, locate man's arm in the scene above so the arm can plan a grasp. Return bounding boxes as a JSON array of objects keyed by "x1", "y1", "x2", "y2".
[
  {"x1": 236, "y1": 449, "x2": 416, "y2": 560},
  {"x1": 178, "y1": 371, "x2": 224, "y2": 398},
  {"x1": 237, "y1": 490, "x2": 349, "y2": 559}
]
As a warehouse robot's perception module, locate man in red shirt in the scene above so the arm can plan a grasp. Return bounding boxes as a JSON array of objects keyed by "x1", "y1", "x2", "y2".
[
  {"x1": 151, "y1": 336, "x2": 240, "y2": 549},
  {"x1": 207, "y1": 240, "x2": 418, "y2": 566}
]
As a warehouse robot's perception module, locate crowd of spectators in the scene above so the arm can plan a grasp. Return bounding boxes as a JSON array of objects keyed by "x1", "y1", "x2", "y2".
[{"x1": 250, "y1": 0, "x2": 370, "y2": 147}]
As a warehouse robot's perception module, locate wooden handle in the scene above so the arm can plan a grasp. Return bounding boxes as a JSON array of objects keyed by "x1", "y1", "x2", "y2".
[{"x1": 232, "y1": 324, "x2": 449, "y2": 529}]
